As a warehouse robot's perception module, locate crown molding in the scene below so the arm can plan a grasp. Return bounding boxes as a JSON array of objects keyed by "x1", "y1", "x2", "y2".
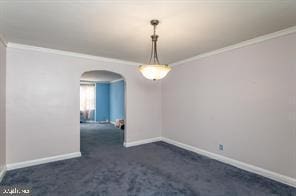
[
  {"x1": 0, "y1": 34, "x2": 7, "y2": 47},
  {"x1": 110, "y1": 78, "x2": 124, "y2": 83},
  {"x1": 7, "y1": 42, "x2": 140, "y2": 66},
  {"x1": 80, "y1": 79, "x2": 123, "y2": 84},
  {"x1": 80, "y1": 80, "x2": 97, "y2": 84},
  {"x1": 172, "y1": 25, "x2": 296, "y2": 66},
  {"x1": 95, "y1": 81, "x2": 111, "y2": 84},
  {"x1": 6, "y1": 25, "x2": 296, "y2": 67}
]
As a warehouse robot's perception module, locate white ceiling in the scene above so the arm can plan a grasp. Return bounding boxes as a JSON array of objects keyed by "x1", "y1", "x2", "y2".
[
  {"x1": 1, "y1": 1, "x2": 296, "y2": 64},
  {"x1": 81, "y1": 70, "x2": 122, "y2": 82}
]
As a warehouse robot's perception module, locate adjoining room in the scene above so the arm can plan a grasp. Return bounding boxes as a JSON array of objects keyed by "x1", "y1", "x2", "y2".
[{"x1": 80, "y1": 70, "x2": 126, "y2": 148}]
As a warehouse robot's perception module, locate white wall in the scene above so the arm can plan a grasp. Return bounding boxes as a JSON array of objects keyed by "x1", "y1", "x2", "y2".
[
  {"x1": 6, "y1": 45, "x2": 162, "y2": 165},
  {"x1": 0, "y1": 39, "x2": 6, "y2": 176},
  {"x1": 162, "y1": 32, "x2": 296, "y2": 179}
]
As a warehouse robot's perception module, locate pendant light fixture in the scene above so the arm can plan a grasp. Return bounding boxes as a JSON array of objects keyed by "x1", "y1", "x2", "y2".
[{"x1": 138, "y1": 20, "x2": 172, "y2": 80}]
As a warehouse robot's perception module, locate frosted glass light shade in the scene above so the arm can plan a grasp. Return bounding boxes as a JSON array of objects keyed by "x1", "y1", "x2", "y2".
[{"x1": 138, "y1": 64, "x2": 172, "y2": 80}]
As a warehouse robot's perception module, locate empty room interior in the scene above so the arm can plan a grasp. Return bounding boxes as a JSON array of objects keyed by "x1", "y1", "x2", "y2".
[{"x1": 0, "y1": 1, "x2": 296, "y2": 195}]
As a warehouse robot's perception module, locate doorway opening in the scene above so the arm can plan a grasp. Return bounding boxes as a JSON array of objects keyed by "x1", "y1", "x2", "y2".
[{"x1": 80, "y1": 70, "x2": 126, "y2": 148}]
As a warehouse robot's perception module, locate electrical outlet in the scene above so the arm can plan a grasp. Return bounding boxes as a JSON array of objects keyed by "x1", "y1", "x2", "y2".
[{"x1": 219, "y1": 144, "x2": 224, "y2": 151}]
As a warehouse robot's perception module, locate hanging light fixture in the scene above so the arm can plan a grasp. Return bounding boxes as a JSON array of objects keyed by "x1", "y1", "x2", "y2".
[{"x1": 138, "y1": 19, "x2": 172, "y2": 80}]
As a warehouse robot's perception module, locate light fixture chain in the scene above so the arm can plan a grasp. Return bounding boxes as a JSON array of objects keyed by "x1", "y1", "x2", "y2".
[
  {"x1": 154, "y1": 41, "x2": 160, "y2": 64},
  {"x1": 148, "y1": 20, "x2": 160, "y2": 64},
  {"x1": 149, "y1": 38, "x2": 154, "y2": 64}
]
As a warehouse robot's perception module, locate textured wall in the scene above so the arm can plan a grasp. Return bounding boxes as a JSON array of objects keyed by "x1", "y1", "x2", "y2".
[
  {"x1": 0, "y1": 40, "x2": 6, "y2": 176},
  {"x1": 110, "y1": 80, "x2": 125, "y2": 122},
  {"x1": 162, "y1": 33, "x2": 296, "y2": 179},
  {"x1": 6, "y1": 46, "x2": 162, "y2": 164},
  {"x1": 95, "y1": 83, "x2": 110, "y2": 122}
]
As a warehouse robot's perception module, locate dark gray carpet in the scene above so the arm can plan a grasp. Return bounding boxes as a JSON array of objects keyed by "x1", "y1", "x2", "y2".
[{"x1": 1, "y1": 123, "x2": 295, "y2": 196}]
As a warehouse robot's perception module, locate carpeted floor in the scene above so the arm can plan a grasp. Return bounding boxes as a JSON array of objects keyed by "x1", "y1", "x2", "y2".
[{"x1": 1, "y1": 123, "x2": 296, "y2": 196}]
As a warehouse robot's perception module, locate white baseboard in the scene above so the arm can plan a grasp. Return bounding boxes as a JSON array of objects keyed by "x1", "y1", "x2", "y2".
[
  {"x1": 0, "y1": 165, "x2": 7, "y2": 182},
  {"x1": 124, "y1": 137, "x2": 162, "y2": 147},
  {"x1": 161, "y1": 137, "x2": 296, "y2": 188},
  {"x1": 6, "y1": 152, "x2": 81, "y2": 171},
  {"x1": 2, "y1": 137, "x2": 295, "y2": 188}
]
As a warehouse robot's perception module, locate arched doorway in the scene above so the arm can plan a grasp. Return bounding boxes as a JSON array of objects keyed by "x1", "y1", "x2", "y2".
[{"x1": 79, "y1": 70, "x2": 126, "y2": 150}]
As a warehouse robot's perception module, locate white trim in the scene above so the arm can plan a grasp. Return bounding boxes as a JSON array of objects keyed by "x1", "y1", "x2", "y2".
[
  {"x1": 0, "y1": 166, "x2": 7, "y2": 182},
  {"x1": 80, "y1": 79, "x2": 124, "y2": 84},
  {"x1": 110, "y1": 78, "x2": 124, "y2": 83},
  {"x1": 93, "y1": 81, "x2": 111, "y2": 84},
  {"x1": 80, "y1": 80, "x2": 97, "y2": 84},
  {"x1": 0, "y1": 34, "x2": 7, "y2": 47},
  {"x1": 172, "y1": 25, "x2": 296, "y2": 66},
  {"x1": 161, "y1": 137, "x2": 296, "y2": 188},
  {"x1": 6, "y1": 152, "x2": 81, "y2": 171},
  {"x1": 4, "y1": 26, "x2": 296, "y2": 67},
  {"x1": 124, "y1": 137, "x2": 162, "y2": 148},
  {"x1": 110, "y1": 121, "x2": 116, "y2": 125},
  {"x1": 7, "y1": 42, "x2": 140, "y2": 66},
  {"x1": 2, "y1": 137, "x2": 295, "y2": 188}
]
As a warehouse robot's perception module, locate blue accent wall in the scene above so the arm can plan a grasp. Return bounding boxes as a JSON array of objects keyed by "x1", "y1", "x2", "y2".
[
  {"x1": 95, "y1": 83, "x2": 110, "y2": 122},
  {"x1": 110, "y1": 80, "x2": 125, "y2": 122}
]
